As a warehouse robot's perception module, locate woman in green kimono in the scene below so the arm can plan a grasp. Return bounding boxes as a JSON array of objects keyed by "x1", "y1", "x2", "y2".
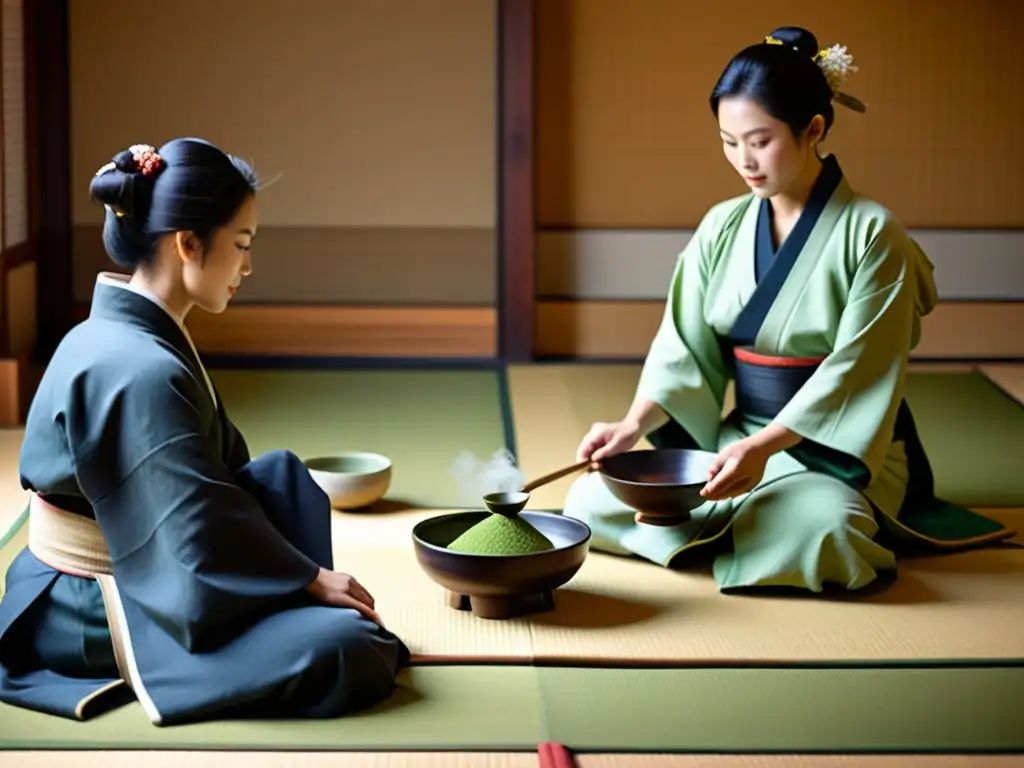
[
  {"x1": 0, "y1": 138, "x2": 409, "y2": 723},
  {"x1": 567, "y1": 27, "x2": 1013, "y2": 593}
]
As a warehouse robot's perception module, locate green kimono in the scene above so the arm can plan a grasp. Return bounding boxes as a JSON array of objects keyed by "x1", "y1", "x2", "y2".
[{"x1": 563, "y1": 155, "x2": 1014, "y2": 592}]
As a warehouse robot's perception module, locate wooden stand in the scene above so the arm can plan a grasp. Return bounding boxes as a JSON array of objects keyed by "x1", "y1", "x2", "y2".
[{"x1": 447, "y1": 589, "x2": 557, "y2": 620}]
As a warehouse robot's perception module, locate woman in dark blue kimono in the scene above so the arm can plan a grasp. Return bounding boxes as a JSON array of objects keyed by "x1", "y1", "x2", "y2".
[{"x1": 0, "y1": 138, "x2": 410, "y2": 725}]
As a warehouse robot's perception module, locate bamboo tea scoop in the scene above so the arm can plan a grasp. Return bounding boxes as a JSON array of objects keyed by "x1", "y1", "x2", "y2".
[{"x1": 482, "y1": 459, "x2": 593, "y2": 516}]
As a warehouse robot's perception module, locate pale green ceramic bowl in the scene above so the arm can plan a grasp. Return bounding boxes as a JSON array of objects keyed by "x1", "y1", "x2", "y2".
[{"x1": 303, "y1": 452, "x2": 392, "y2": 510}]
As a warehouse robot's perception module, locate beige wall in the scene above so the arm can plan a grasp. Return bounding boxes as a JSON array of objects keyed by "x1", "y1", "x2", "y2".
[{"x1": 70, "y1": 0, "x2": 497, "y2": 303}]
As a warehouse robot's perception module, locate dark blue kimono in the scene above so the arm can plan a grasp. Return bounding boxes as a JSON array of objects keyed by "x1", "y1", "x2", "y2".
[{"x1": 0, "y1": 280, "x2": 409, "y2": 724}]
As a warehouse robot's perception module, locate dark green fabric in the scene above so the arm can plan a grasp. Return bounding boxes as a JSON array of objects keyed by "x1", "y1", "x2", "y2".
[{"x1": 887, "y1": 498, "x2": 1014, "y2": 549}]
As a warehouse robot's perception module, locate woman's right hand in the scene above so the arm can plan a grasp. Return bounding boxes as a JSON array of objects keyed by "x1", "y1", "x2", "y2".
[
  {"x1": 305, "y1": 568, "x2": 384, "y2": 626},
  {"x1": 576, "y1": 420, "x2": 641, "y2": 464}
]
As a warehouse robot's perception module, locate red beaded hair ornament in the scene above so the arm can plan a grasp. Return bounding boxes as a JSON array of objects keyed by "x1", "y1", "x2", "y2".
[{"x1": 129, "y1": 144, "x2": 163, "y2": 177}]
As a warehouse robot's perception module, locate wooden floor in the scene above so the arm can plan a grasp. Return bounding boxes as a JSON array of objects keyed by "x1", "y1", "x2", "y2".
[{"x1": 1, "y1": 363, "x2": 1021, "y2": 766}]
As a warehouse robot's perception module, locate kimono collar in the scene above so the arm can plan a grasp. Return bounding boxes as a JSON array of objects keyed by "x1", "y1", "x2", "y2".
[
  {"x1": 89, "y1": 272, "x2": 219, "y2": 409},
  {"x1": 94, "y1": 272, "x2": 185, "y2": 328},
  {"x1": 727, "y1": 154, "x2": 850, "y2": 348},
  {"x1": 90, "y1": 272, "x2": 187, "y2": 339}
]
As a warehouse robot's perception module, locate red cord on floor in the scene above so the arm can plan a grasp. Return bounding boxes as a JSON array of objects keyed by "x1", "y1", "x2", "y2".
[{"x1": 538, "y1": 741, "x2": 575, "y2": 768}]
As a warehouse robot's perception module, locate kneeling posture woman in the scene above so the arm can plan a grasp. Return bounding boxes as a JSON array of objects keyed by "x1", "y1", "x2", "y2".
[
  {"x1": 567, "y1": 28, "x2": 1012, "y2": 592},
  {"x1": 0, "y1": 138, "x2": 410, "y2": 724}
]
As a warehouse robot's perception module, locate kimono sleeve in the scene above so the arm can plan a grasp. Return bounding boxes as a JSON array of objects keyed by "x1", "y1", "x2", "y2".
[
  {"x1": 218, "y1": 402, "x2": 253, "y2": 473},
  {"x1": 772, "y1": 219, "x2": 920, "y2": 481},
  {"x1": 67, "y1": 360, "x2": 321, "y2": 652},
  {"x1": 634, "y1": 206, "x2": 733, "y2": 450}
]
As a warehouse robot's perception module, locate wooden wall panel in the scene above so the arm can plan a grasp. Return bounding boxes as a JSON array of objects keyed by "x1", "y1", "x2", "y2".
[
  {"x1": 6, "y1": 259, "x2": 35, "y2": 357},
  {"x1": 3, "y1": 0, "x2": 27, "y2": 248},
  {"x1": 0, "y1": 0, "x2": 35, "y2": 425},
  {"x1": 73, "y1": 228, "x2": 496, "y2": 305},
  {"x1": 536, "y1": 0, "x2": 1024, "y2": 228},
  {"x1": 71, "y1": 303, "x2": 497, "y2": 359},
  {"x1": 535, "y1": 229, "x2": 1024, "y2": 301},
  {"x1": 535, "y1": 300, "x2": 1024, "y2": 361}
]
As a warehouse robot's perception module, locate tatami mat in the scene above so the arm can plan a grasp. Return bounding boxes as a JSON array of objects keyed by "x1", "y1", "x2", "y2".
[
  {"x1": 528, "y1": 521, "x2": 1024, "y2": 665},
  {"x1": 905, "y1": 371, "x2": 1024, "y2": 506},
  {"x1": 0, "y1": 427, "x2": 27, "y2": 542},
  {"x1": 6, "y1": 753, "x2": 1021, "y2": 768},
  {"x1": 0, "y1": 513, "x2": 26, "y2": 599},
  {"x1": 508, "y1": 364, "x2": 652, "y2": 510},
  {"x1": 0, "y1": 666, "x2": 547, "y2": 751},
  {"x1": 210, "y1": 368, "x2": 509, "y2": 508},
  {"x1": 2, "y1": 365, "x2": 1024, "y2": 758},
  {"x1": 576, "y1": 756, "x2": 1023, "y2": 767},
  {"x1": 982, "y1": 364, "x2": 1024, "y2": 405},
  {"x1": 8, "y1": 503, "x2": 1020, "y2": 665},
  {"x1": 332, "y1": 507, "x2": 1024, "y2": 666},
  {"x1": 3, "y1": 662, "x2": 1021, "y2": 753},
  {"x1": 333, "y1": 512, "x2": 535, "y2": 663},
  {"x1": 0, "y1": 367, "x2": 511, "y2": 543},
  {"x1": 539, "y1": 666, "x2": 1024, "y2": 753},
  {"x1": 6, "y1": 754, "x2": 539, "y2": 768}
]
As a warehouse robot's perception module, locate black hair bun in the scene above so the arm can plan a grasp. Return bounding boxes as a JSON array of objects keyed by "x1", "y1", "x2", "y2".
[
  {"x1": 112, "y1": 149, "x2": 137, "y2": 174},
  {"x1": 89, "y1": 148, "x2": 152, "y2": 220},
  {"x1": 765, "y1": 26, "x2": 819, "y2": 59}
]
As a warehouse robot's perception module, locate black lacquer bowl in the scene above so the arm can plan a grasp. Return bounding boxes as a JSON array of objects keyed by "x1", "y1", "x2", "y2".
[{"x1": 411, "y1": 510, "x2": 591, "y2": 620}]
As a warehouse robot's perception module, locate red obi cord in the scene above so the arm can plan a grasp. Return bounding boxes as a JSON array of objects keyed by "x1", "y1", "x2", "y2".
[{"x1": 734, "y1": 347, "x2": 826, "y2": 368}]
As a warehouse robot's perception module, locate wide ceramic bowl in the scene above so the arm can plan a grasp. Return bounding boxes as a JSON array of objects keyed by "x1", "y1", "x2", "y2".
[
  {"x1": 411, "y1": 510, "x2": 591, "y2": 619},
  {"x1": 304, "y1": 452, "x2": 392, "y2": 510},
  {"x1": 599, "y1": 448, "x2": 717, "y2": 525}
]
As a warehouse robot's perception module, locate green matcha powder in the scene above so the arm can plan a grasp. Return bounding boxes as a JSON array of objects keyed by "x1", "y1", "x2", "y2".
[{"x1": 447, "y1": 513, "x2": 554, "y2": 555}]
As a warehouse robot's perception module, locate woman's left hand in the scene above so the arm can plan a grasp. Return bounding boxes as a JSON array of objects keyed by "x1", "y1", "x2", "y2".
[{"x1": 700, "y1": 437, "x2": 770, "y2": 500}]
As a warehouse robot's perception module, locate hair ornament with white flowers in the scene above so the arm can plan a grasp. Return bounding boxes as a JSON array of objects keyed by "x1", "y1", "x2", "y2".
[{"x1": 765, "y1": 34, "x2": 867, "y2": 113}]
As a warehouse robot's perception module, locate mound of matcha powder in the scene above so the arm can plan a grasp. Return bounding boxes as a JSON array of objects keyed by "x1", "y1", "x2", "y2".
[{"x1": 447, "y1": 513, "x2": 555, "y2": 555}]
